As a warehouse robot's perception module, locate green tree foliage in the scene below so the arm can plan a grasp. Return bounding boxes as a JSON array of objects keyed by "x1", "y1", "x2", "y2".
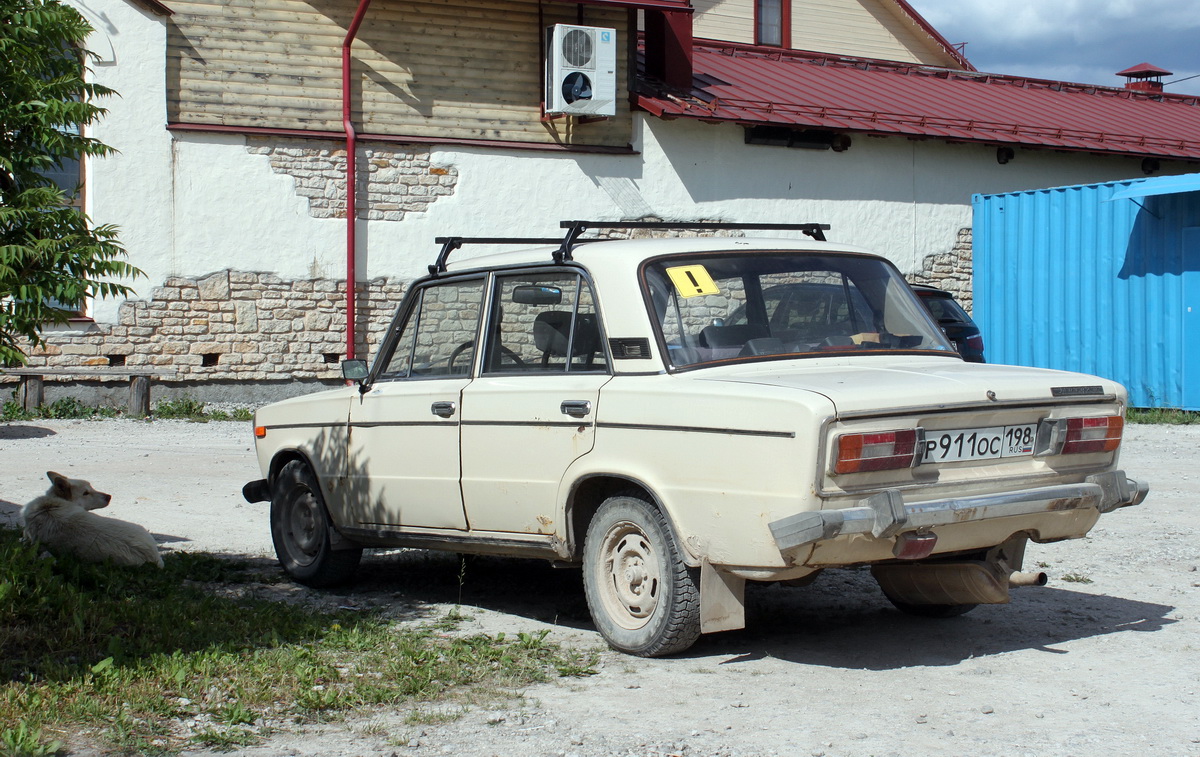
[{"x1": 0, "y1": 0, "x2": 142, "y2": 365}]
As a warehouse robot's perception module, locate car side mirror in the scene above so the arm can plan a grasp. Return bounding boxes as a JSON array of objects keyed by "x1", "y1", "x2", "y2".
[{"x1": 342, "y1": 359, "x2": 369, "y2": 382}]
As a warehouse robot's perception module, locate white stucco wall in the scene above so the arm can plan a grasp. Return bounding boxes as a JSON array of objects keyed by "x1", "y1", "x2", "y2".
[
  {"x1": 72, "y1": 0, "x2": 1192, "y2": 327},
  {"x1": 71, "y1": 0, "x2": 174, "y2": 323}
]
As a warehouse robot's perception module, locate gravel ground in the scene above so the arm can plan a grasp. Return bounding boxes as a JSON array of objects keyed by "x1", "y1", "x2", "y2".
[{"x1": 1, "y1": 419, "x2": 1197, "y2": 757}]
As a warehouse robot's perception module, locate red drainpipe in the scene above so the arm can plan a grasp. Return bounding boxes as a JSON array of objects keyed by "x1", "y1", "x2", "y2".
[{"x1": 342, "y1": 0, "x2": 373, "y2": 360}]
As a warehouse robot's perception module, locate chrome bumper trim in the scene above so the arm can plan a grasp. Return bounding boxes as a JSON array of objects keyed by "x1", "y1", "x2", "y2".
[{"x1": 769, "y1": 470, "x2": 1147, "y2": 552}]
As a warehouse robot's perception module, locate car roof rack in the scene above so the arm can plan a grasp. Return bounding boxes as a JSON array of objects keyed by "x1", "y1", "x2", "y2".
[
  {"x1": 430, "y1": 237, "x2": 563, "y2": 275},
  {"x1": 429, "y1": 221, "x2": 831, "y2": 274},
  {"x1": 554, "y1": 221, "x2": 830, "y2": 262}
]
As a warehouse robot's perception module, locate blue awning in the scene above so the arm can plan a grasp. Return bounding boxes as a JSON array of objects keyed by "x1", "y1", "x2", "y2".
[{"x1": 1109, "y1": 172, "x2": 1200, "y2": 201}]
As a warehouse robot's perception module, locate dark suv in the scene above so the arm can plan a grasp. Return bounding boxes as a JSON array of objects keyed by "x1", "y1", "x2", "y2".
[{"x1": 911, "y1": 284, "x2": 984, "y2": 363}]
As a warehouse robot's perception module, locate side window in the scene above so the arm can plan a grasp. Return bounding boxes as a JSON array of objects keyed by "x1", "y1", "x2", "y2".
[
  {"x1": 484, "y1": 272, "x2": 608, "y2": 374},
  {"x1": 379, "y1": 279, "x2": 485, "y2": 380}
]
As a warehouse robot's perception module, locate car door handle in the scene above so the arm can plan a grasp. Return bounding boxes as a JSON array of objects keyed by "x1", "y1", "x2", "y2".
[
  {"x1": 431, "y1": 401, "x2": 457, "y2": 418},
  {"x1": 560, "y1": 400, "x2": 592, "y2": 418}
]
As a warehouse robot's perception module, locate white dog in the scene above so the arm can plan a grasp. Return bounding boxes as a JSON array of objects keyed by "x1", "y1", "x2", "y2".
[{"x1": 21, "y1": 471, "x2": 163, "y2": 568}]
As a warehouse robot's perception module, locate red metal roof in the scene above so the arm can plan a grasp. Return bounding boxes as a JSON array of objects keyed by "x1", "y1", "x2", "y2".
[{"x1": 637, "y1": 42, "x2": 1200, "y2": 161}]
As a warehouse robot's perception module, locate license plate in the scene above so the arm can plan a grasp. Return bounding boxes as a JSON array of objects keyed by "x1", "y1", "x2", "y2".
[{"x1": 921, "y1": 424, "x2": 1036, "y2": 464}]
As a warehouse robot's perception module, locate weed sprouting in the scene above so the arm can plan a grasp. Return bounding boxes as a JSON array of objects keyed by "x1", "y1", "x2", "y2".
[
  {"x1": 1127, "y1": 407, "x2": 1200, "y2": 425},
  {"x1": 151, "y1": 397, "x2": 208, "y2": 420}
]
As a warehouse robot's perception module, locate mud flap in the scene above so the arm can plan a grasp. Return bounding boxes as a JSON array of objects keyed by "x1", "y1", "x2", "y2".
[{"x1": 700, "y1": 560, "x2": 746, "y2": 634}]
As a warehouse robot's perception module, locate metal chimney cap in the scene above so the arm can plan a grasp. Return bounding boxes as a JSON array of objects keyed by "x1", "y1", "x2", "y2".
[{"x1": 1116, "y1": 62, "x2": 1173, "y2": 78}]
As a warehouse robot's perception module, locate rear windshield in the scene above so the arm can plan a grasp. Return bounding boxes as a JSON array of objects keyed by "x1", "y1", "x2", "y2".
[
  {"x1": 920, "y1": 292, "x2": 973, "y2": 325},
  {"x1": 643, "y1": 251, "x2": 957, "y2": 369}
]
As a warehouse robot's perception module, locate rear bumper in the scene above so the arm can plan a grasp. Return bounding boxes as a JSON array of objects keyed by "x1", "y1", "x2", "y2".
[{"x1": 769, "y1": 470, "x2": 1148, "y2": 553}]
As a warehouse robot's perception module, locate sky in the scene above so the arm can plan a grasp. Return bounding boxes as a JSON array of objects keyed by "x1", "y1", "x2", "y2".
[{"x1": 905, "y1": 0, "x2": 1200, "y2": 96}]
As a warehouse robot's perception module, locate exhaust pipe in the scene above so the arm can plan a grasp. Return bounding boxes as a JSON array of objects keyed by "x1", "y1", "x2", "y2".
[{"x1": 1009, "y1": 571, "x2": 1048, "y2": 587}]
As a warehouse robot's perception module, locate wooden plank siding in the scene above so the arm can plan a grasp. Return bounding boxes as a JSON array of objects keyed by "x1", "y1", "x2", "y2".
[
  {"x1": 789, "y1": 0, "x2": 953, "y2": 65},
  {"x1": 692, "y1": 0, "x2": 754, "y2": 45},
  {"x1": 690, "y1": 0, "x2": 959, "y2": 68},
  {"x1": 166, "y1": 0, "x2": 633, "y2": 147}
]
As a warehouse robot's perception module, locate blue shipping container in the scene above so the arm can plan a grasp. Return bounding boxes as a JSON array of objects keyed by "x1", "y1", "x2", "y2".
[{"x1": 973, "y1": 174, "x2": 1200, "y2": 409}]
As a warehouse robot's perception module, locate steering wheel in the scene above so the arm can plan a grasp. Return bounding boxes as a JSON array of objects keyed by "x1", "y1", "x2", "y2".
[
  {"x1": 447, "y1": 340, "x2": 474, "y2": 373},
  {"x1": 497, "y1": 344, "x2": 527, "y2": 368},
  {"x1": 448, "y1": 342, "x2": 528, "y2": 372}
]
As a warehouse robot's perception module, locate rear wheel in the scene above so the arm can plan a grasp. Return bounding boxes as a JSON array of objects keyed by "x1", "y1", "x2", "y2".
[
  {"x1": 270, "y1": 460, "x2": 361, "y2": 587},
  {"x1": 582, "y1": 495, "x2": 700, "y2": 657}
]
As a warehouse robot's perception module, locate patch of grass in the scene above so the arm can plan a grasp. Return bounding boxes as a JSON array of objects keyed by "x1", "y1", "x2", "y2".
[
  {"x1": 1127, "y1": 407, "x2": 1200, "y2": 425},
  {"x1": 1, "y1": 399, "x2": 31, "y2": 421},
  {"x1": 2, "y1": 397, "x2": 120, "y2": 422},
  {"x1": 190, "y1": 726, "x2": 258, "y2": 750},
  {"x1": 0, "y1": 721, "x2": 63, "y2": 756},
  {"x1": 0, "y1": 392, "x2": 254, "y2": 423},
  {"x1": 0, "y1": 529, "x2": 582, "y2": 754},
  {"x1": 554, "y1": 651, "x2": 600, "y2": 678},
  {"x1": 151, "y1": 397, "x2": 208, "y2": 420},
  {"x1": 1060, "y1": 572, "x2": 1094, "y2": 584}
]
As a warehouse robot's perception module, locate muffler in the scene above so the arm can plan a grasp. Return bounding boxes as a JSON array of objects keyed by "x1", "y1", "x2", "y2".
[
  {"x1": 1008, "y1": 571, "x2": 1048, "y2": 587},
  {"x1": 873, "y1": 562, "x2": 1050, "y2": 607}
]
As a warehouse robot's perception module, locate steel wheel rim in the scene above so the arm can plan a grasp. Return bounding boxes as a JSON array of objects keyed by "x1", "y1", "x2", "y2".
[
  {"x1": 596, "y1": 520, "x2": 662, "y2": 630},
  {"x1": 285, "y1": 486, "x2": 322, "y2": 567}
]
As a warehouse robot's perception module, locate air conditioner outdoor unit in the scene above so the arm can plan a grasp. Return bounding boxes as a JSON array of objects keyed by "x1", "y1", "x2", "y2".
[{"x1": 544, "y1": 24, "x2": 617, "y2": 117}]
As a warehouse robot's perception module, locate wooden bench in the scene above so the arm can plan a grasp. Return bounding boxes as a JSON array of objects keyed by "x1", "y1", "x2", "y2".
[{"x1": 1, "y1": 367, "x2": 174, "y2": 415}]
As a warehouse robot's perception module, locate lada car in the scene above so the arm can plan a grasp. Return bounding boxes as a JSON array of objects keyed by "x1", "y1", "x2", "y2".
[{"x1": 245, "y1": 221, "x2": 1147, "y2": 657}]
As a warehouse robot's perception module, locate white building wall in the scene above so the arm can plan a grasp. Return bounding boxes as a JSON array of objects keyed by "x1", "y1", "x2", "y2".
[
  {"x1": 72, "y1": 0, "x2": 174, "y2": 323},
  {"x1": 94, "y1": 110, "x2": 1167, "y2": 316}
]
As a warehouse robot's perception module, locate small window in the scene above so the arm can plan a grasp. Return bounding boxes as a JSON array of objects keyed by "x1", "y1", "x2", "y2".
[
  {"x1": 38, "y1": 126, "x2": 89, "y2": 318},
  {"x1": 378, "y1": 278, "x2": 486, "y2": 380},
  {"x1": 756, "y1": 0, "x2": 788, "y2": 47},
  {"x1": 484, "y1": 272, "x2": 607, "y2": 374}
]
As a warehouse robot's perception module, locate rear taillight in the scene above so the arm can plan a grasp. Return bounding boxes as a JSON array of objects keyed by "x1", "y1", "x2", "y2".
[
  {"x1": 834, "y1": 429, "x2": 919, "y2": 474},
  {"x1": 964, "y1": 335, "x2": 984, "y2": 352},
  {"x1": 1061, "y1": 416, "x2": 1123, "y2": 454}
]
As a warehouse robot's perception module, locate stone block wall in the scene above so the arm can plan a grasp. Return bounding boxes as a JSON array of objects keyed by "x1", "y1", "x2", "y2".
[
  {"x1": 13, "y1": 270, "x2": 411, "y2": 382},
  {"x1": 246, "y1": 139, "x2": 459, "y2": 221},
  {"x1": 910, "y1": 227, "x2": 974, "y2": 312}
]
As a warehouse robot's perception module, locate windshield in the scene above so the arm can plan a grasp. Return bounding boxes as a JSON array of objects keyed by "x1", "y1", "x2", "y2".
[{"x1": 643, "y1": 251, "x2": 957, "y2": 369}]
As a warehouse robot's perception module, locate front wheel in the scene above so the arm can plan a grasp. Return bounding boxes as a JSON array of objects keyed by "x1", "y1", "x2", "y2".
[
  {"x1": 582, "y1": 495, "x2": 700, "y2": 657},
  {"x1": 270, "y1": 460, "x2": 362, "y2": 587}
]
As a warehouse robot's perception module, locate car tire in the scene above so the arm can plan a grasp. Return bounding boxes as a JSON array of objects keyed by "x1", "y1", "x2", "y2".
[
  {"x1": 582, "y1": 495, "x2": 701, "y2": 657},
  {"x1": 270, "y1": 459, "x2": 362, "y2": 587}
]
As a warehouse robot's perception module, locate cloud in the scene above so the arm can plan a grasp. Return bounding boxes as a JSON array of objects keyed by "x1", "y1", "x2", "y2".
[{"x1": 909, "y1": 0, "x2": 1200, "y2": 94}]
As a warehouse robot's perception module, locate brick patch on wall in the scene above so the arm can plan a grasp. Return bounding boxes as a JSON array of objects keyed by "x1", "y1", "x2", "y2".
[
  {"x1": 910, "y1": 227, "x2": 974, "y2": 312},
  {"x1": 246, "y1": 139, "x2": 459, "y2": 221},
  {"x1": 15, "y1": 271, "x2": 412, "y2": 380}
]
